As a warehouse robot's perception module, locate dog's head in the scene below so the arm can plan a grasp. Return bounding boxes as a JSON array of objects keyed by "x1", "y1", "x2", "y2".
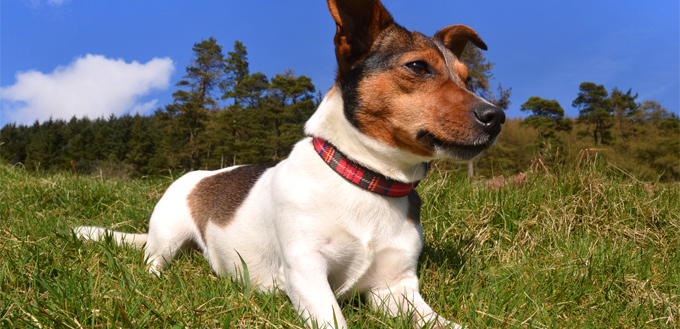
[{"x1": 327, "y1": 0, "x2": 505, "y2": 161}]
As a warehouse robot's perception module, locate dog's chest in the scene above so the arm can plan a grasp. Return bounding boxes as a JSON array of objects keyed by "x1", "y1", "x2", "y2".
[
  {"x1": 315, "y1": 195, "x2": 424, "y2": 295},
  {"x1": 269, "y1": 140, "x2": 424, "y2": 295}
]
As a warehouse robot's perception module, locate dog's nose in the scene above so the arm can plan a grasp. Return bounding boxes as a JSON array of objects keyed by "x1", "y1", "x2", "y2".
[{"x1": 474, "y1": 103, "x2": 505, "y2": 136}]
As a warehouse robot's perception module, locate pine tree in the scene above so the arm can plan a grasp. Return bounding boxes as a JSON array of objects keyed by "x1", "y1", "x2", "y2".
[
  {"x1": 573, "y1": 82, "x2": 612, "y2": 145},
  {"x1": 126, "y1": 114, "x2": 160, "y2": 175},
  {"x1": 24, "y1": 118, "x2": 70, "y2": 171},
  {"x1": 158, "y1": 37, "x2": 226, "y2": 171},
  {"x1": 0, "y1": 123, "x2": 29, "y2": 164},
  {"x1": 92, "y1": 117, "x2": 117, "y2": 161},
  {"x1": 267, "y1": 71, "x2": 316, "y2": 161},
  {"x1": 609, "y1": 87, "x2": 638, "y2": 143},
  {"x1": 218, "y1": 41, "x2": 273, "y2": 165},
  {"x1": 520, "y1": 97, "x2": 572, "y2": 139},
  {"x1": 221, "y1": 41, "x2": 270, "y2": 109},
  {"x1": 110, "y1": 114, "x2": 134, "y2": 162},
  {"x1": 222, "y1": 41, "x2": 250, "y2": 106},
  {"x1": 180, "y1": 37, "x2": 226, "y2": 106},
  {"x1": 64, "y1": 116, "x2": 96, "y2": 173},
  {"x1": 519, "y1": 96, "x2": 572, "y2": 165}
]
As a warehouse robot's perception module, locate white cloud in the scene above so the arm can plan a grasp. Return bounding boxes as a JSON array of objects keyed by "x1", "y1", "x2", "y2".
[{"x1": 0, "y1": 54, "x2": 174, "y2": 125}]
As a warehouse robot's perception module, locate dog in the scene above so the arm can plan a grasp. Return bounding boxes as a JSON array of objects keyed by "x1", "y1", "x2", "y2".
[{"x1": 75, "y1": 0, "x2": 504, "y2": 327}]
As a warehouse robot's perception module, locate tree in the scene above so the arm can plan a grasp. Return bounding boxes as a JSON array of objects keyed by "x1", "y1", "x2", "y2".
[
  {"x1": 158, "y1": 37, "x2": 226, "y2": 170},
  {"x1": 24, "y1": 118, "x2": 70, "y2": 171},
  {"x1": 610, "y1": 87, "x2": 638, "y2": 143},
  {"x1": 0, "y1": 123, "x2": 29, "y2": 164},
  {"x1": 179, "y1": 36, "x2": 226, "y2": 106},
  {"x1": 64, "y1": 116, "x2": 96, "y2": 173},
  {"x1": 628, "y1": 101, "x2": 680, "y2": 180},
  {"x1": 215, "y1": 41, "x2": 277, "y2": 166},
  {"x1": 266, "y1": 71, "x2": 316, "y2": 161},
  {"x1": 221, "y1": 41, "x2": 270, "y2": 109},
  {"x1": 519, "y1": 96, "x2": 572, "y2": 164},
  {"x1": 222, "y1": 41, "x2": 249, "y2": 105},
  {"x1": 126, "y1": 115, "x2": 160, "y2": 175},
  {"x1": 520, "y1": 97, "x2": 572, "y2": 138},
  {"x1": 572, "y1": 82, "x2": 612, "y2": 145}
]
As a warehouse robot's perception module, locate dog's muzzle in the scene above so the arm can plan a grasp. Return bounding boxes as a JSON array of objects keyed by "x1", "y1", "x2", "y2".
[{"x1": 473, "y1": 103, "x2": 505, "y2": 138}]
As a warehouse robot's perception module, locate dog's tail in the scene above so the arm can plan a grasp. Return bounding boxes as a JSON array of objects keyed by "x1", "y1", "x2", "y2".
[{"x1": 73, "y1": 226, "x2": 148, "y2": 249}]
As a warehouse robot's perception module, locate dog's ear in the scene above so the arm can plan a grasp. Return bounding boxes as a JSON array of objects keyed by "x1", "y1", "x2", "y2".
[
  {"x1": 434, "y1": 25, "x2": 488, "y2": 58},
  {"x1": 327, "y1": 0, "x2": 394, "y2": 77}
]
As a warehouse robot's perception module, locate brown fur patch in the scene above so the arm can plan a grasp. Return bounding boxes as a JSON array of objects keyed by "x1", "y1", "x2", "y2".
[
  {"x1": 187, "y1": 165, "x2": 267, "y2": 240},
  {"x1": 352, "y1": 31, "x2": 482, "y2": 156},
  {"x1": 407, "y1": 190, "x2": 421, "y2": 225}
]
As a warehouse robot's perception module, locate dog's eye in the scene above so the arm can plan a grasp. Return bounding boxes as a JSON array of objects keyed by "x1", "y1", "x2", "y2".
[{"x1": 405, "y1": 61, "x2": 430, "y2": 76}]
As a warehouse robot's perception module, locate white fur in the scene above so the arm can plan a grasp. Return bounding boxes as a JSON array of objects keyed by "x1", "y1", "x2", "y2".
[
  {"x1": 305, "y1": 87, "x2": 431, "y2": 183},
  {"x1": 74, "y1": 87, "x2": 459, "y2": 329}
]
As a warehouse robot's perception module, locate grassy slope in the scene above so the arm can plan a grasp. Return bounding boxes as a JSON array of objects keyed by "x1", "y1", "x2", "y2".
[{"x1": 1, "y1": 162, "x2": 678, "y2": 328}]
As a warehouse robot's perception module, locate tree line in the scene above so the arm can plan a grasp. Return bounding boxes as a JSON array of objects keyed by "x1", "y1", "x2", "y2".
[
  {"x1": 1, "y1": 37, "x2": 677, "y2": 181},
  {"x1": 473, "y1": 83, "x2": 679, "y2": 181}
]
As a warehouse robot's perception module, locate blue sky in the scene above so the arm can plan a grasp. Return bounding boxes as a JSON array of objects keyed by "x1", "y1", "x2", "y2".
[{"x1": 1, "y1": 0, "x2": 678, "y2": 126}]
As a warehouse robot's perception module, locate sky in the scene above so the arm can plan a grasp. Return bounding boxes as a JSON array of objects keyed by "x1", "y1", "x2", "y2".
[{"x1": 1, "y1": 0, "x2": 678, "y2": 127}]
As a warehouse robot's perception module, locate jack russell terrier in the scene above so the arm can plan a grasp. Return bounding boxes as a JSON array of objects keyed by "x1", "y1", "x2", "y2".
[{"x1": 75, "y1": 0, "x2": 504, "y2": 327}]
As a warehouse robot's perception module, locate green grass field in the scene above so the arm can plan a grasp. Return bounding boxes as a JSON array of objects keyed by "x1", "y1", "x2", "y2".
[{"x1": 1, "y1": 161, "x2": 678, "y2": 328}]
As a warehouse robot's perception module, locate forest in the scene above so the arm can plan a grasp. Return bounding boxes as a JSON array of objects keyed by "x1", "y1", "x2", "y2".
[{"x1": 1, "y1": 37, "x2": 678, "y2": 181}]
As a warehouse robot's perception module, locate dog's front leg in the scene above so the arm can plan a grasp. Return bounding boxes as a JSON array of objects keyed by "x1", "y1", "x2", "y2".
[
  {"x1": 368, "y1": 276, "x2": 460, "y2": 329},
  {"x1": 284, "y1": 251, "x2": 347, "y2": 328}
]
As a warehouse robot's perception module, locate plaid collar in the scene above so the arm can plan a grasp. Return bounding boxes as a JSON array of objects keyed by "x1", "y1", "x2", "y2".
[{"x1": 312, "y1": 137, "x2": 416, "y2": 197}]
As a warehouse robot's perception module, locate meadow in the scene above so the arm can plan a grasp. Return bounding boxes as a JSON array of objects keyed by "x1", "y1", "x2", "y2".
[{"x1": 1, "y1": 160, "x2": 678, "y2": 328}]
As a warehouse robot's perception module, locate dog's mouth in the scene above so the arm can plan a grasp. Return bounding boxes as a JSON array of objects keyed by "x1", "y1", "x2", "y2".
[{"x1": 416, "y1": 130, "x2": 495, "y2": 160}]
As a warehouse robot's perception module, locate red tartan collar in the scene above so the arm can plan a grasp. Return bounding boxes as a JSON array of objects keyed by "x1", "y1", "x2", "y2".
[{"x1": 312, "y1": 137, "x2": 415, "y2": 197}]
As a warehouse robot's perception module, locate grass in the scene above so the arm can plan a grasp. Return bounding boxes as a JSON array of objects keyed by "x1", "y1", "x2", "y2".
[{"x1": 1, "y1": 160, "x2": 678, "y2": 328}]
